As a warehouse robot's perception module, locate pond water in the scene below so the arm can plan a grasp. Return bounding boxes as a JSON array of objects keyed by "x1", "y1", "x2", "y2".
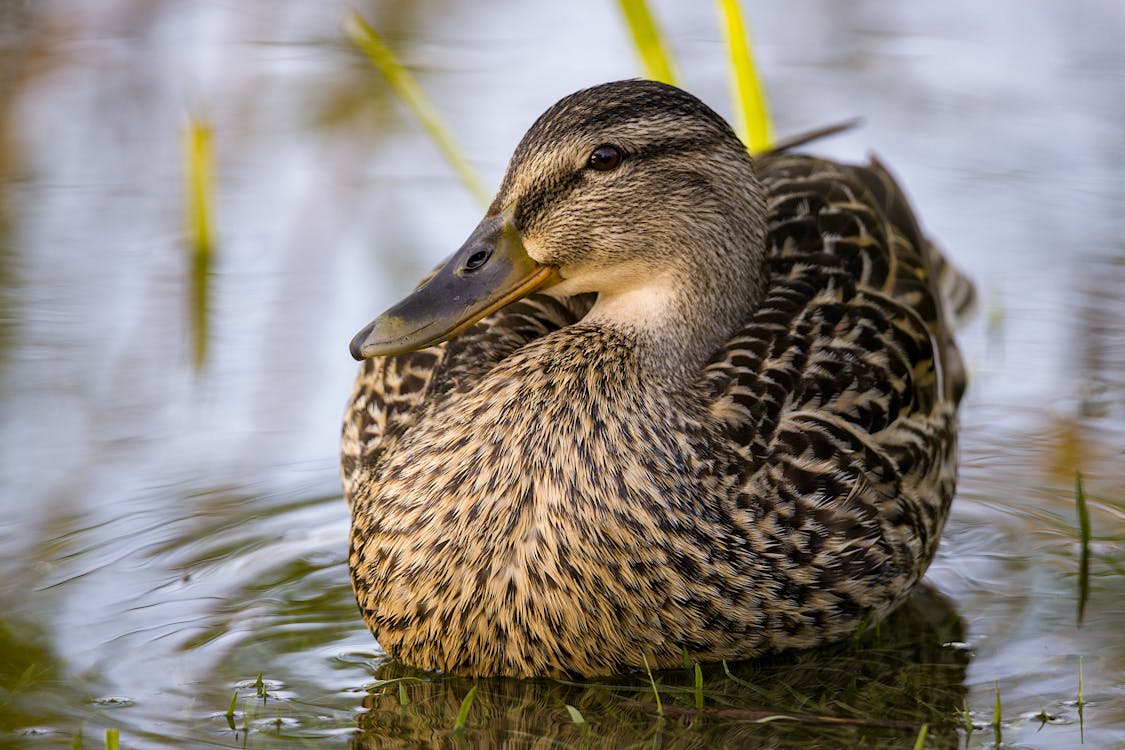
[{"x1": 1, "y1": 1, "x2": 1122, "y2": 748}]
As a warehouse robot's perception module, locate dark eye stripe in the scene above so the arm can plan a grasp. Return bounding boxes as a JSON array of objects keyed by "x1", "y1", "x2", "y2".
[
  {"x1": 512, "y1": 136, "x2": 727, "y2": 231},
  {"x1": 513, "y1": 171, "x2": 584, "y2": 232}
]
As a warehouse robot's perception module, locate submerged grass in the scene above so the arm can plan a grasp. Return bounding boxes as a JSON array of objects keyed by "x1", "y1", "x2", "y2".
[
  {"x1": 182, "y1": 116, "x2": 214, "y2": 371},
  {"x1": 342, "y1": 9, "x2": 491, "y2": 207}
]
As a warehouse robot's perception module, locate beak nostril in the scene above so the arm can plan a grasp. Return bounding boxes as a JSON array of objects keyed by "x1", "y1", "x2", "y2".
[{"x1": 465, "y1": 248, "x2": 492, "y2": 271}]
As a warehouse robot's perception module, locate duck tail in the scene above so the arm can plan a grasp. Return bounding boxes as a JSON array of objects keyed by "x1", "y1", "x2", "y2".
[
  {"x1": 926, "y1": 242, "x2": 977, "y2": 327},
  {"x1": 855, "y1": 153, "x2": 976, "y2": 404},
  {"x1": 760, "y1": 118, "x2": 862, "y2": 155}
]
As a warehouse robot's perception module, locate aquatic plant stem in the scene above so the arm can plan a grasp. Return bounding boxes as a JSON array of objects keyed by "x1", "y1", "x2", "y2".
[
  {"x1": 1076, "y1": 471, "x2": 1091, "y2": 625},
  {"x1": 343, "y1": 10, "x2": 491, "y2": 207},
  {"x1": 616, "y1": 0, "x2": 677, "y2": 85},
  {"x1": 224, "y1": 692, "x2": 237, "y2": 730},
  {"x1": 454, "y1": 685, "x2": 478, "y2": 731},
  {"x1": 693, "y1": 663, "x2": 704, "y2": 708},
  {"x1": 715, "y1": 0, "x2": 773, "y2": 151},
  {"x1": 912, "y1": 723, "x2": 928, "y2": 750},
  {"x1": 1078, "y1": 656, "x2": 1086, "y2": 743},
  {"x1": 991, "y1": 682, "x2": 1002, "y2": 746},
  {"x1": 642, "y1": 654, "x2": 664, "y2": 718}
]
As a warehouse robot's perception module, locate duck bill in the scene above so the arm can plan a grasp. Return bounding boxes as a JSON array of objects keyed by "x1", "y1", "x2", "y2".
[{"x1": 350, "y1": 210, "x2": 560, "y2": 360}]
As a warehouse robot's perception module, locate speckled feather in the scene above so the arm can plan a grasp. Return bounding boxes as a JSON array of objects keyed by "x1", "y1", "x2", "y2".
[{"x1": 341, "y1": 82, "x2": 969, "y2": 677}]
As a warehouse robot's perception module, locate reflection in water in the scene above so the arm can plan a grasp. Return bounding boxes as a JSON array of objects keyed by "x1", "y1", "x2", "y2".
[
  {"x1": 0, "y1": 617, "x2": 87, "y2": 737},
  {"x1": 1075, "y1": 254, "x2": 1125, "y2": 422},
  {"x1": 355, "y1": 586, "x2": 968, "y2": 749},
  {"x1": 0, "y1": 2, "x2": 41, "y2": 365}
]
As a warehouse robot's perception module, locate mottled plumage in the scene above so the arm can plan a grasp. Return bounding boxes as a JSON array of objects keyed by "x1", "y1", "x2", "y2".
[{"x1": 341, "y1": 80, "x2": 970, "y2": 677}]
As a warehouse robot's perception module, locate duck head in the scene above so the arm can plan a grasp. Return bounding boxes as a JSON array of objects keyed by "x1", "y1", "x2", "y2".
[{"x1": 350, "y1": 79, "x2": 766, "y2": 362}]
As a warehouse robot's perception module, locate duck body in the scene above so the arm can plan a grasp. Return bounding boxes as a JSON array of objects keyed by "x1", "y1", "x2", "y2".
[{"x1": 342, "y1": 81, "x2": 969, "y2": 677}]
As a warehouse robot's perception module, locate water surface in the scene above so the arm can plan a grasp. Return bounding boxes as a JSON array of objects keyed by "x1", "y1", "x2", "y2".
[{"x1": 1, "y1": 1, "x2": 1122, "y2": 747}]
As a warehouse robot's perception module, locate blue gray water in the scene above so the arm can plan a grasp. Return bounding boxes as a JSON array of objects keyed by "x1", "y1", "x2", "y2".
[{"x1": 0, "y1": 1, "x2": 1122, "y2": 747}]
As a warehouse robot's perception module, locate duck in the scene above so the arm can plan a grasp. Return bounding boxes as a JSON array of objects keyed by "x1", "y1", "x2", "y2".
[{"x1": 340, "y1": 79, "x2": 971, "y2": 678}]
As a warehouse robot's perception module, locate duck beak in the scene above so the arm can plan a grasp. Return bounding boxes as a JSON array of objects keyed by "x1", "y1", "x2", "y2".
[{"x1": 350, "y1": 209, "x2": 560, "y2": 359}]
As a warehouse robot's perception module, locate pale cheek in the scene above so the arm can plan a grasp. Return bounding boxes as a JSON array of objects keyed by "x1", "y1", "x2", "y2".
[
  {"x1": 522, "y1": 226, "x2": 590, "y2": 269},
  {"x1": 520, "y1": 234, "x2": 552, "y2": 265}
]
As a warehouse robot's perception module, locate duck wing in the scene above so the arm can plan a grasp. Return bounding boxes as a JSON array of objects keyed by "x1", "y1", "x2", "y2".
[{"x1": 701, "y1": 154, "x2": 968, "y2": 620}]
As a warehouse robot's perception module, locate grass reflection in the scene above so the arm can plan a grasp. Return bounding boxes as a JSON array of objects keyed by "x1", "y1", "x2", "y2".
[
  {"x1": 0, "y1": 618, "x2": 101, "y2": 737},
  {"x1": 182, "y1": 116, "x2": 216, "y2": 371}
]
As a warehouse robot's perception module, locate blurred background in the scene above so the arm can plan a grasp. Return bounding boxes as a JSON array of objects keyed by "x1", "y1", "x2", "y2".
[{"x1": 0, "y1": 1, "x2": 1122, "y2": 747}]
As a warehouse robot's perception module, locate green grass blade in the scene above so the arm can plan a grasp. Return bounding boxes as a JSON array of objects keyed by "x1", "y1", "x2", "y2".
[
  {"x1": 104, "y1": 729, "x2": 119, "y2": 750},
  {"x1": 992, "y1": 682, "x2": 1001, "y2": 726},
  {"x1": 182, "y1": 116, "x2": 214, "y2": 371},
  {"x1": 565, "y1": 704, "x2": 587, "y2": 725},
  {"x1": 1077, "y1": 656, "x2": 1084, "y2": 706},
  {"x1": 715, "y1": 0, "x2": 774, "y2": 151},
  {"x1": 693, "y1": 662, "x2": 704, "y2": 708},
  {"x1": 641, "y1": 654, "x2": 663, "y2": 718},
  {"x1": 453, "y1": 685, "x2": 478, "y2": 731},
  {"x1": 1078, "y1": 656, "x2": 1086, "y2": 743},
  {"x1": 225, "y1": 691, "x2": 238, "y2": 729},
  {"x1": 912, "y1": 722, "x2": 928, "y2": 750},
  {"x1": 616, "y1": 0, "x2": 677, "y2": 84},
  {"x1": 1076, "y1": 471, "x2": 1091, "y2": 625},
  {"x1": 721, "y1": 659, "x2": 755, "y2": 689},
  {"x1": 342, "y1": 10, "x2": 490, "y2": 207},
  {"x1": 991, "y1": 682, "x2": 1003, "y2": 746}
]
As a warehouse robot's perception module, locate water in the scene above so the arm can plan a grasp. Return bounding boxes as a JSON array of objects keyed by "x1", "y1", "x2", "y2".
[{"x1": 1, "y1": 1, "x2": 1122, "y2": 747}]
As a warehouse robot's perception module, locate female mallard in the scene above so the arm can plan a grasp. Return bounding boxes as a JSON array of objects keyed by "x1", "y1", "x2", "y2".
[{"x1": 341, "y1": 80, "x2": 970, "y2": 678}]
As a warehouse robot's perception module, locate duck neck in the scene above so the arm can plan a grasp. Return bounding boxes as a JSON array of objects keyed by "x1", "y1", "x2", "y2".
[{"x1": 583, "y1": 258, "x2": 765, "y2": 385}]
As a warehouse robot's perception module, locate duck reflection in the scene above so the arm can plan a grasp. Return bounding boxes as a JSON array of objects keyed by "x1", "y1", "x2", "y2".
[{"x1": 353, "y1": 584, "x2": 967, "y2": 749}]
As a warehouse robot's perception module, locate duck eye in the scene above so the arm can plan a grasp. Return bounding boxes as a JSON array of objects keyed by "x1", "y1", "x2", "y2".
[{"x1": 587, "y1": 144, "x2": 623, "y2": 172}]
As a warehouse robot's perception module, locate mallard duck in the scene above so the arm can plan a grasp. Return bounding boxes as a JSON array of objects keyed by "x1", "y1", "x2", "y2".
[{"x1": 341, "y1": 79, "x2": 970, "y2": 678}]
